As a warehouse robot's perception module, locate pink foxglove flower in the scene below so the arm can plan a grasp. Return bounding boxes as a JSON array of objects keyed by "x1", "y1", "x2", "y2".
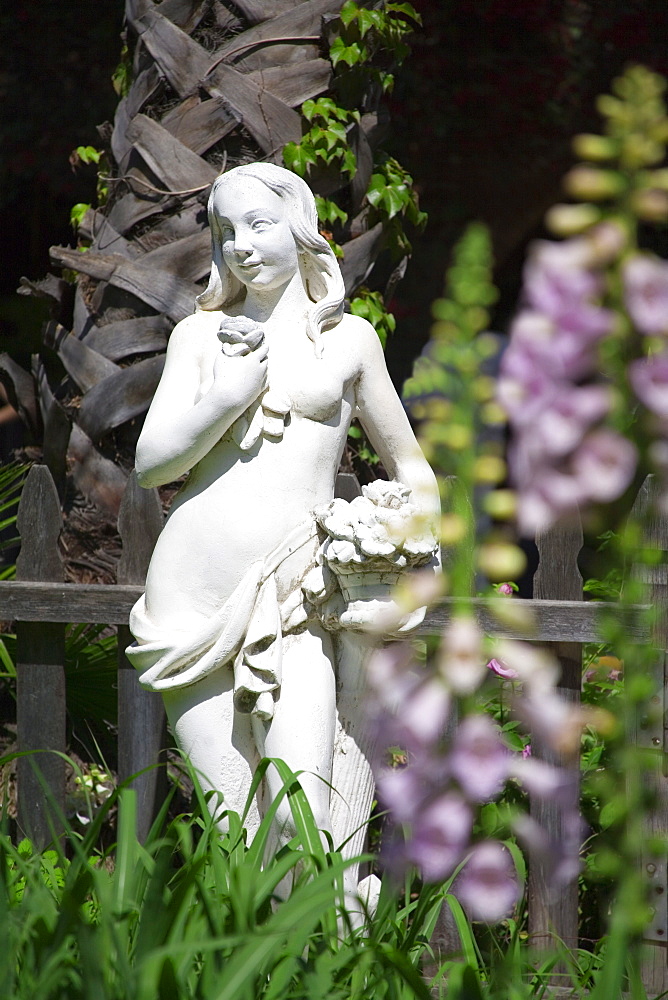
[
  {"x1": 449, "y1": 714, "x2": 510, "y2": 801},
  {"x1": 487, "y1": 657, "x2": 519, "y2": 680},
  {"x1": 457, "y1": 841, "x2": 521, "y2": 922},
  {"x1": 623, "y1": 255, "x2": 668, "y2": 336},
  {"x1": 629, "y1": 354, "x2": 668, "y2": 420},
  {"x1": 406, "y1": 792, "x2": 473, "y2": 882},
  {"x1": 438, "y1": 617, "x2": 485, "y2": 694},
  {"x1": 570, "y1": 429, "x2": 638, "y2": 503},
  {"x1": 531, "y1": 386, "x2": 611, "y2": 459},
  {"x1": 492, "y1": 639, "x2": 560, "y2": 693}
]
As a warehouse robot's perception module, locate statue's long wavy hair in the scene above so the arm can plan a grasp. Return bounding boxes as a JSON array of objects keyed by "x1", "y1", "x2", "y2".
[{"x1": 196, "y1": 164, "x2": 345, "y2": 358}]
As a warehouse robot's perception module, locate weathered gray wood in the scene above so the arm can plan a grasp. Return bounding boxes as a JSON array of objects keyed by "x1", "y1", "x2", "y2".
[
  {"x1": 126, "y1": 113, "x2": 218, "y2": 191},
  {"x1": 117, "y1": 472, "x2": 167, "y2": 841},
  {"x1": 83, "y1": 316, "x2": 170, "y2": 362},
  {"x1": 339, "y1": 224, "x2": 385, "y2": 295},
  {"x1": 44, "y1": 321, "x2": 120, "y2": 392},
  {"x1": 630, "y1": 477, "x2": 668, "y2": 994},
  {"x1": 0, "y1": 352, "x2": 41, "y2": 438},
  {"x1": 137, "y1": 199, "x2": 206, "y2": 245},
  {"x1": 0, "y1": 580, "x2": 143, "y2": 624},
  {"x1": 106, "y1": 184, "x2": 176, "y2": 239},
  {"x1": 77, "y1": 355, "x2": 165, "y2": 442},
  {"x1": 134, "y1": 6, "x2": 211, "y2": 98},
  {"x1": 68, "y1": 425, "x2": 129, "y2": 518},
  {"x1": 232, "y1": 0, "x2": 305, "y2": 23},
  {"x1": 350, "y1": 122, "x2": 373, "y2": 213},
  {"x1": 0, "y1": 584, "x2": 650, "y2": 641},
  {"x1": 161, "y1": 95, "x2": 239, "y2": 155},
  {"x1": 16, "y1": 466, "x2": 66, "y2": 848},
  {"x1": 50, "y1": 246, "x2": 198, "y2": 321},
  {"x1": 17, "y1": 273, "x2": 70, "y2": 310},
  {"x1": 206, "y1": 63, "x2": 302, "y2": 158},
  {"x1": 134, "y1": 7, "x2": 302, "y2": 157},
  {"x1": 529, "y1": 519, "x2": 583, "y2": 954},
  {"x1": 112, "y1": 63, "x2": 164, "y2": 167},
  {"x1": 141, "y1": 230, "x2": 211, "y2": 282},
  {"x1": 158, "y1": 0, "x2": 206, "y2": 31},
  {"x1": 247, "y1": 58, "x2": 331, "y2": 107},
  {"x1": 117, "y1": 471, "x2": 164, "y2": 587},
  {"x1": 334, "y1": 471, "x2": 361, "y2": 502},
  {"x1": 32, "y1": 358, "x2": 71, "y2": 503},
  {"x1": 80, "y1": 210, "x2": 140, "y2": 258},
  {"x1": 72, "y1": 283, "x2": 98, "y2": 339},
  {"x1": 423, "y1": 597, "x2": 650, "y2": 642},
  {"x1": 213, "y1": 0, "x2": 341, "y2": 69}
]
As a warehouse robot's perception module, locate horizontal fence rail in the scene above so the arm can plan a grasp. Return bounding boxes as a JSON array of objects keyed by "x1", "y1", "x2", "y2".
[{"x1": 0, "y1": 581, "x2": 652, "y2": 643}]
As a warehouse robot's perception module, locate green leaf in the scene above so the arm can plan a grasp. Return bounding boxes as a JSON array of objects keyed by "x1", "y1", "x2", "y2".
[
  {"x1": 330, "y1": 37, "x2": 365, "y2": 68},
  {"x1": 325, "y1": 121, "x2": 347, "y2": 148},
  {"x1": 301, "y1": 99, "x2": 317, "y2": 122},
  {"x1": 357, "y1": 8, "x2": 377, "y2": 37},
  {"x1": 339, "y1": 0, "x2": 359, "y2": 27},
  {"x1": 315, "y1": 197, "x2": 348, "y2": 225},
  {"x1": 381, "y1": 185, "x2": 407, "y2": 219},
  {"x1": 342, "y1": 148, "x2": 357, "y2": 178},
  {"x1": 283, "y1": 142, "x2": 316, "y2": 177},
  {"x1": 311, "y1": 97, "x2": 337, "y2": 119},
  {"x1": 387, "y1": 1, "x2": 421, "y2": 22},
  {"x1": 70, "y1": 203, "x2": 91, "y2": 230},
  {"x1": 76, "y1": 145, "x2": 102, "y2": 165}
]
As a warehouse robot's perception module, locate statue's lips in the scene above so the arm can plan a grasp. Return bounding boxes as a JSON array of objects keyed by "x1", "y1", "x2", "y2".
[{"x1": 237, "y1": 260, "x2": 262, "y2": 270}]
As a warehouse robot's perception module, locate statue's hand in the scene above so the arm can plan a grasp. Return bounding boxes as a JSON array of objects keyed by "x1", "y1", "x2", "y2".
[
  {"x1": 212, "y1": 335, "x2": 269, "y2": 406},
  {"x1": 217, "y1": 316, "x2": 265, "y2": 357}
]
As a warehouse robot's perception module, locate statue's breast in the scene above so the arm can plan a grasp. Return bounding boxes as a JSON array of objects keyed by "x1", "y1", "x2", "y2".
[{"x1": 287, "y1": 373, "x2": 345, "y2": 424}]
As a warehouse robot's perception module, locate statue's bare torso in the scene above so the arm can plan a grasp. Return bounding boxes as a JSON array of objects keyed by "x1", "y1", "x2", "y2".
[{"x1": 141, "y1": 309, "x2": 372, "y2": 627}]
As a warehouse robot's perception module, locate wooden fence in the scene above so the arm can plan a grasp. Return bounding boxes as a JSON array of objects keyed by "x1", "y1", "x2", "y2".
[{"x1": 1, "y1": 464, "x2": 667, "y2": 995}]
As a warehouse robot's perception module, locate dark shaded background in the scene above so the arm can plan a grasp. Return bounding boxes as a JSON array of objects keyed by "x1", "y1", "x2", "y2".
[{"x1": 2, "y1": 0, "x2": 668, "y2": 385}]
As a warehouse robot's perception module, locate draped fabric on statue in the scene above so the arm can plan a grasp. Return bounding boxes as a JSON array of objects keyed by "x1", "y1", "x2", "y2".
[{"x1": 126, "y1": 521, "x2": 321, "y2": 720}]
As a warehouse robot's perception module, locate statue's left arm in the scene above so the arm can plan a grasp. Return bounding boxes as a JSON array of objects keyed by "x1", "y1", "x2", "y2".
[{"x1": 352, "y1": 316, "x2": 440, "y2": 528}]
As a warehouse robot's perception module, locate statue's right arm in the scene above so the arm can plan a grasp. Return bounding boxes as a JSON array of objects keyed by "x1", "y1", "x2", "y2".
[{"x1": 135, "y1": 315, "x2": 267, "y2": 488}]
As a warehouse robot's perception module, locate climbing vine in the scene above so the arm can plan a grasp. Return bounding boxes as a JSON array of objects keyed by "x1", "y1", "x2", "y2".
[{"x1": 283, "y1": 0, "x2": 426, "y2": 343}]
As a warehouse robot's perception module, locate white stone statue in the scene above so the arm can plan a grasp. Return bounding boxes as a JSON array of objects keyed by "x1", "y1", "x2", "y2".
[{"x1": 126, "y1": 163, "x2": 439, "y2": 900}]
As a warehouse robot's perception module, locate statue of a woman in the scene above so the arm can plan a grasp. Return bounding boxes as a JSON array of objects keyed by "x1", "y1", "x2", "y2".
[{"x1": 127, "y1": 163, "x2": 439, "y2": 896}]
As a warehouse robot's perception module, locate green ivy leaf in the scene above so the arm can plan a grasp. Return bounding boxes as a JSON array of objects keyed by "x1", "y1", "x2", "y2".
[
  {"x1": 342, "y1": 148, "x2": 357, "y2": 178},
  {"x1": 339, "y1": 0, "x2": 359, "y2": 27},
  {"x1": 325, "y1": 121, "x2": 347, "y2": 149},
  {"x1": 386, "y1": 1, "x2": 421, "y2": 23},
  {"x1": 283, "y1": 142, "x2": 315, "y2": 177},
  {"x1": 70, "y1": 203, "x2": 91, "y2": 230},
  {"x1": 330, "y1": 37, "x2": 366, "y2": 68},
  {"x1": 301, "y1": 99, "x2": 317, "y2": 122},
  {"x1": 358, "y1": 8, "x2": 380, "y2": 37},
  {"x1": 311, "y1": 97, "x2": 337, "y2": 118},
  {"x1": 76, "y1": 145, "x2": 102, "y2": 165},
  {"x1": 315, "y1": 197, "x2": 348, "y2": 225}
]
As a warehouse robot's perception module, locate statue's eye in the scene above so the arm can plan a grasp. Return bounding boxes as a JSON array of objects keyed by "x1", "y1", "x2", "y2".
[
  {"x1": 251, "y1": 218, "x2": 272, "y2": 232},
  {"x1": 221, "y1": 225, "x2": 234, "y2": 241}
]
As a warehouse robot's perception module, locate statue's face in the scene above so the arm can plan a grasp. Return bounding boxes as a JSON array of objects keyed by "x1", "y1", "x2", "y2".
[{"x1": 212, "y1": 175, "x2": 300, "y2": 293}]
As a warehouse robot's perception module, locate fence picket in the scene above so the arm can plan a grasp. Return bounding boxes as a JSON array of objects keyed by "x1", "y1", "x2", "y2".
[
  {"x1": 630, "y1": 477, "x2": 668, "y2": 996},
  {"x1": 15, "y1": 465, "x2": 66, "y2": 847},
  {"x1": 117, "y1": 470, "x2": 166, "y2": 842},
  {"x1": 530, "y1": 516, "x2": 583, "y2": 953}
]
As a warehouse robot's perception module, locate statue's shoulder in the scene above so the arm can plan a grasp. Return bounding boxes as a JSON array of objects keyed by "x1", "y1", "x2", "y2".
[
  {"x1": 334, "y1": 311, "x2": 378, "y2": 345},
  {"x1": 168, "y1": 309, "x2": 222, "y2": 354},
  {"x1": 334, "y1": 312, "x2": 385, "y2": 367}
]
